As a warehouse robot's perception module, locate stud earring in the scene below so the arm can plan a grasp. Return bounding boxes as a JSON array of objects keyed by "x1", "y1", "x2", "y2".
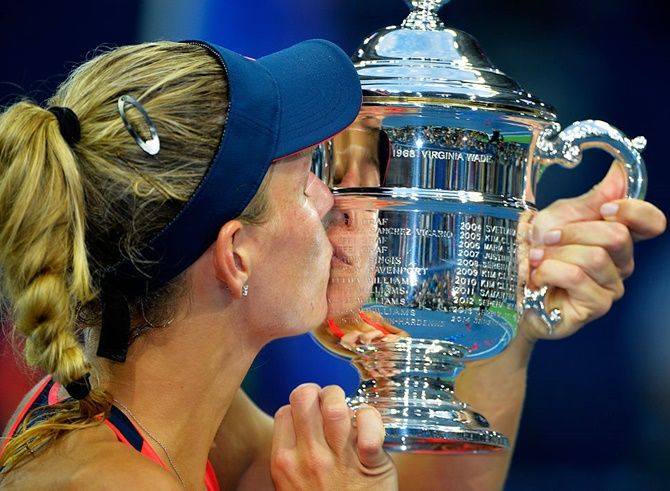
[{"x1": 241, "y1": 283, "x2": 249, "y2": 297}]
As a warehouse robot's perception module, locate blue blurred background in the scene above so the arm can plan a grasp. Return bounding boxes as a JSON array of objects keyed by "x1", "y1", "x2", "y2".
[{"x1": 1, "y1": 1, "x2": 668, "y2": 489}]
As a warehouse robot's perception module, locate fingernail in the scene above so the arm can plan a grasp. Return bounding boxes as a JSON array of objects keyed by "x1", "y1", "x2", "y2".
[
  {"x1": 600, "y1": 202, "x2": 619, "y2": 216},
  {"x1": 543, "y1": 230, "x2": 561, "y2": 245},
  {"x1": 529, "y1": 248, "x2": 544, "y2": 262}
]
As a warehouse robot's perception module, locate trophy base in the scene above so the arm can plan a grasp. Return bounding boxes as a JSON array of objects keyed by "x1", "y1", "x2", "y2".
[
  {"x1": 382, "y1": 426, "x2": 509, "y2": 453},
  {"x1": 349, "y1": 338, "x2": 509, "y2": 453}
]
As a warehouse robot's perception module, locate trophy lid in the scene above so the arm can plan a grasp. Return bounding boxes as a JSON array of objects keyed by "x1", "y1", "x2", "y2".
[{"x1": 353, "y1": 0, "x2": 556, "y2": 120}]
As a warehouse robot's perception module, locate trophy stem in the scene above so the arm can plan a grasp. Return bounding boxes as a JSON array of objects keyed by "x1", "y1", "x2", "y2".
[
  {"x1": 401, "y1": 0, "x2": 449, "y2": 30},
  {"x1": 348, "y1": 338, "x2": 509, "y2": 453}
]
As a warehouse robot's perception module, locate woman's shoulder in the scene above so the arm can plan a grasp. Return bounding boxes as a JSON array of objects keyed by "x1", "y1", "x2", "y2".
[{"x1": 1, "y1": 424, "x2": 181, "y2": 490}]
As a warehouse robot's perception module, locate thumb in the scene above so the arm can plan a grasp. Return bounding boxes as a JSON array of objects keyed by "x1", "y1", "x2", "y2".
[
  {"x1": 354, "y1": 406, "x2": 389, "y2": 470},
  {"x1": 532, "y1": 161, "x2": 628, "y2": 245},
  {"x1": 566, "y1": 160, "x2": 628, "y2": 215},
  {"x1": 589, "y1": 159, "x2": 628, "y2": 204}
]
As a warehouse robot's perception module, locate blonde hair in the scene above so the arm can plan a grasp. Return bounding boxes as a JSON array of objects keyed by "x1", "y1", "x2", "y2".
[{"x1": 0, "y1": 41, "x2": 270, "y2": 472}]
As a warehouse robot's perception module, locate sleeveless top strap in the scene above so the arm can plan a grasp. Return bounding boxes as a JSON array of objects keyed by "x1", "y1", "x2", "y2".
[{"x1": 4, "y1": 377, "x2": 221, "y2": 491}]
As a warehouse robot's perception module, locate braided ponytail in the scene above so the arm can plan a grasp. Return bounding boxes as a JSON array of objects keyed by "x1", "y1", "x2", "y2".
[
  {"x1": 0, "y1": 102, "x2": 111, "y2": 470},
  {"x1": 0, "y1": 41, "x2": 269, "y2": 474}
]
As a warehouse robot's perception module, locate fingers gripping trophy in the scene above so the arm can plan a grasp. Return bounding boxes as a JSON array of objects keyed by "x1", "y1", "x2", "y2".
[{"x1": 312, "y1": 0, "x2": 647, "y2": 452}]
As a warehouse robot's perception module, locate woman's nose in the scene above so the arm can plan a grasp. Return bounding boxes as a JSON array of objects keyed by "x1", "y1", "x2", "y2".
[{"x1": 307, "y1": 172, "x2": 334, "y2": 219}]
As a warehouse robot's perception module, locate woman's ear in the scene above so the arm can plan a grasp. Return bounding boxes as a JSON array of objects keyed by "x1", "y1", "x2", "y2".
[{"x1": 212, "y1": 220, "x2": 251, "y2": 299}]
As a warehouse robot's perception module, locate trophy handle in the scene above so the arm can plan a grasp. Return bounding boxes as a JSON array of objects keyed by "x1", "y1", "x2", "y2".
[
  {"x1": 530, "y1": 120, "x2": 647, "y2": 333},
  {"x1": 535, "y1": 119, "x2": 647, "y2": 199}
]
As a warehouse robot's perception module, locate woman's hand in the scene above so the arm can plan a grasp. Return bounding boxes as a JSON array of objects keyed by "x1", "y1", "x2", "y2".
[
  {"x1": 521, "y1": 162, "x2": 666, "y2": 341},
  {"x1": 271, "y1": 383, "x2": 397, "y2": 491}
]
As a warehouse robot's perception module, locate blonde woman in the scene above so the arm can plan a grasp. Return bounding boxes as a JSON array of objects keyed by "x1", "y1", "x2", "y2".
[
  {"x1": 0, "y1": 40, "x2": 397, "y2": 489},
  {"x1": 0, "y1": 39, "x2": 665, "y2": 491}
]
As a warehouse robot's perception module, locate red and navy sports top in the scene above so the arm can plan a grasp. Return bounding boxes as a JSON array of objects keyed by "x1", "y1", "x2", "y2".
[{"x1": 2, "y1": 377, "x2": 220, "y2": 491}]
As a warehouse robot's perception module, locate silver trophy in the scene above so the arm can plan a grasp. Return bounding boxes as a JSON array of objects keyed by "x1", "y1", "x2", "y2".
[{"x1": 312, "y1": 0, "x2": 646, "y2": 452}]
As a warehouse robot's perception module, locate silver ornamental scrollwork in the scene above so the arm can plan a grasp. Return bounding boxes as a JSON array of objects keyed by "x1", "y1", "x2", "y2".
[{"x1": 535, "y1": 119, "x2": 647, "y2": 199}]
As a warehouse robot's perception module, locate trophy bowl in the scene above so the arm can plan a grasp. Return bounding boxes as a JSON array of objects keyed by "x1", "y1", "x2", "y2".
[{"x1": 311, "y1": 0, "x2": 647, "y2": 453}]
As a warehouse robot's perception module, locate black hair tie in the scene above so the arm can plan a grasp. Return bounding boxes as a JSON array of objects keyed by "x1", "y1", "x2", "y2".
[
  {"x1": 65, "y1": 372, "x2": 92, "y2": 400},
  {"x1": 47, "y1": 106, "x2": 81, "y2": 147},
  {"x1": 96, "y1": 275, "x2": 131, "y2": 363}
]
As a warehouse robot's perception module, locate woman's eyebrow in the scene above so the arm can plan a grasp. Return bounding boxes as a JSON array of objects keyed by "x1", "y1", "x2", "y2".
[{"x1": 280, "y1": 147, "x2": 314, "y2": 163}]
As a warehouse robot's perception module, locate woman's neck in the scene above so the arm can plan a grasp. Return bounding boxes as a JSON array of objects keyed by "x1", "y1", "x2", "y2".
[{"x1": 104, "y1": 309, "x2": 258, "y2": 488}]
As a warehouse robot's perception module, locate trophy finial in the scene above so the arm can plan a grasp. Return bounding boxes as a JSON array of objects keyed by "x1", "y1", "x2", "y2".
[{"x1": 402, "y1": 0, "x2": 451, "y2": 30}]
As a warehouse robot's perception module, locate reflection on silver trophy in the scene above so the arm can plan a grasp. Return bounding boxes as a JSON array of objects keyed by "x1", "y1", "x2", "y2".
[{"x1": 312, "y1": 0, "x2": 647, "y2": 452}]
